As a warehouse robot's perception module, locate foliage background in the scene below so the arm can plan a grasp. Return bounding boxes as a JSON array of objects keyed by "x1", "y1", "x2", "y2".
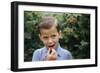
[{"x1": 24, "y1": 11, "x2": 90, "y2": 62}]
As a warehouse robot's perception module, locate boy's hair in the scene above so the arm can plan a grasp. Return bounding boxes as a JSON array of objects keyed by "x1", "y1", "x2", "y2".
[{"x1": 38, "y1": 16, "x2": 60, "y2": 34}]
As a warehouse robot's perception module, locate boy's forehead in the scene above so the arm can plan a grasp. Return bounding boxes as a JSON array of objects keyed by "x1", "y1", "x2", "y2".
[{"x1": 40, "y1": 26, "x2": 58, "y2": 35}]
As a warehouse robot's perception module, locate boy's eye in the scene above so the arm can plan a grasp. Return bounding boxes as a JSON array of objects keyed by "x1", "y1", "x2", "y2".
[
  {"x1": 51, "y1": 35, "x2": 56, "y2": 38},
  {"x1": 43, "y1": 36, "x2": 48, "y2": 39}
]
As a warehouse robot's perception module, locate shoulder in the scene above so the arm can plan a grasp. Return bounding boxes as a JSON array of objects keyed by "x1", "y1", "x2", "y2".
[
  {"x1": 32, "y1": 47, "x2": 45, "y2": 61},
  {"x1": 33, "y1": 47, "x2": 45, "y2": 54},
  {"x1": 61, "y1": 48, "x2": 71, "y2": 54},
  {"x1": 32, "y1": 47, "x2": 45, "y2": 59}
]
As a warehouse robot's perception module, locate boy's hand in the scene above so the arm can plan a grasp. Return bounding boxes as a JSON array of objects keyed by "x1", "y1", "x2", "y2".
[{"x1": 46, "y1": 48, "x2": 58, "y2": 60}]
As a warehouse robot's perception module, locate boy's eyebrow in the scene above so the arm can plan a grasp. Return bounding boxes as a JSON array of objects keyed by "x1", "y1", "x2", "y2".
[
  {"x1": 42, "y1": 35, "x2": 49, "y2": 38},
  {"x1": 43, "y1": 36, "x2": 48, "y2": 37}
]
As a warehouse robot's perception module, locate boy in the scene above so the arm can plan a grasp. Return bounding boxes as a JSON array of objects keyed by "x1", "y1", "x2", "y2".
[{"x1": 32, "y1": 16, "x2": 73, "y2": 61}]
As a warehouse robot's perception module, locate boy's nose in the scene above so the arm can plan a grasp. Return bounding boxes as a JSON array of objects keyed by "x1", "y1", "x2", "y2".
[{"x1": 48, "y1": 38, "x2": 53, "y2": 43}]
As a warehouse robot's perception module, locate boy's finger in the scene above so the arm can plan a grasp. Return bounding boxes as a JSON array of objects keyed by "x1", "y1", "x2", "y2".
[
  {"x1": 48, "y1": 48, "x2": 50, "y2": 51},
  {"x1": 47, "y1": 48, "x2": 51, "y2": 55},
  {"x1": 51, "y1": 49, "x2": 56, "y2": 55},
  {"x1": 47, "y1": 48, "x2": 50, "y2": 55}
]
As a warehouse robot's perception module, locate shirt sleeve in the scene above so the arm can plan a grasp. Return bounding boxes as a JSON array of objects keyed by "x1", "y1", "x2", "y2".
[{"x1": 32, "y1": 49, "x2": 41, "y2": 61}]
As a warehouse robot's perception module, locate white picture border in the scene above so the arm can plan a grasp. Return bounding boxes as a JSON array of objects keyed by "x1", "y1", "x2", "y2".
[{"x1": 18, "y1": 5, "x2": 96, "y2": 69}]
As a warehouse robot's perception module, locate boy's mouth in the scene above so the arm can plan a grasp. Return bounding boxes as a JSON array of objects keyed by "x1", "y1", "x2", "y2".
[{"x1": 48, "y1": 44, "x2": 55, "y2": 49}]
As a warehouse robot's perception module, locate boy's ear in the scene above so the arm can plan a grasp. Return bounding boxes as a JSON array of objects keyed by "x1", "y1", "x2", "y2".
[
  {"x1": 39, "y1": 34, "x2": 42, "y2": 41},
  {"x1": 39, "y1": 34, "x2": 41, "y2": 39},
  {"x1": 59, "y1": 31, "x2": 62, "y2": 39}
]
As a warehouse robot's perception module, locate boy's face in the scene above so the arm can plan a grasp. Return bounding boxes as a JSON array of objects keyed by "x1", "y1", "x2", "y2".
[{"x1": 39, "y1": 26, "x2": 61, "y2": 50}]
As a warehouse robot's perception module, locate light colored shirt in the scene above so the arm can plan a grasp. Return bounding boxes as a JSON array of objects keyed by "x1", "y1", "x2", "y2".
[{"x1": 32, "y1": 46, "x2": 73, "y2": 61}]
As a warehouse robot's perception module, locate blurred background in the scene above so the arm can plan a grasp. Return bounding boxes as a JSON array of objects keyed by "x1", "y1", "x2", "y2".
[{"x1": 24, "y1": 11, "x2": 90, "y2": 62}]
